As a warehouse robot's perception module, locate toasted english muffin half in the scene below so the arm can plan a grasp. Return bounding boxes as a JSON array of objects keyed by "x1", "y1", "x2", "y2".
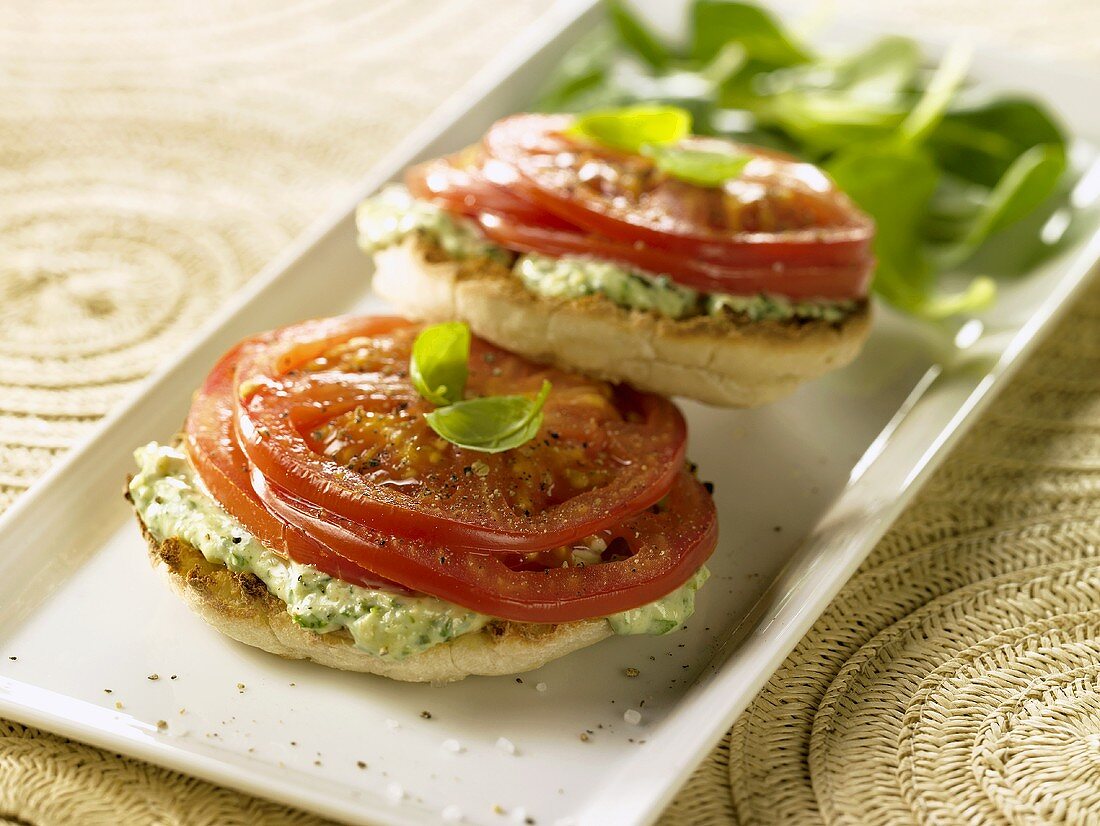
[
  {"x1": 135, "y1": 515, "x2": 611, "y2": 684},
  {"x1": 370, "y1": 237, "x2": 871, "y2": 408}
]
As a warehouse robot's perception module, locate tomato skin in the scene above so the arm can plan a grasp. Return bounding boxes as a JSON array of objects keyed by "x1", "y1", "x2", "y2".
[
  {"x1": 429, "y1": 113, "x2": 876, "y2": 301},
  {"x1": 184, "y1": 340, "x2": 408, "y2": 592},
  {"x1": 182, "y1": 316, "x2": 718, "y2": 622},
  {"x1": 476, "y1": 212, "x2": 873, "y2": 300},
  {"x1": 405, "y1": 154, "x2": 577, "y2": 231},
  {"x1": 256, "y1": 464, "x2": 717, "y2": 623},
  {"x1": 233, "y1": 318, "x2": 688, "y2": 554}
]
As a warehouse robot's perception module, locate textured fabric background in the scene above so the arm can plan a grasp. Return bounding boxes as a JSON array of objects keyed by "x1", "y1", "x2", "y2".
[{"x1": 0, "y1": 1, "x2": 1098, "y2": 824}]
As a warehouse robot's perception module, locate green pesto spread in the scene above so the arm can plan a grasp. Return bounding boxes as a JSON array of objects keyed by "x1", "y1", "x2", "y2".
[
  {"x1": 130, "y1": 442, "x2": 708, "y2": 661},
  {"x1": 357, "y1": 184, "x2": 856, "y2": 323}
]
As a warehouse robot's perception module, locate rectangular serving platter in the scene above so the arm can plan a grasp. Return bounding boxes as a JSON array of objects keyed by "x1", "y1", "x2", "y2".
[{"x1": 2, "y1": 2, "x2": 1100, "y2": 824}]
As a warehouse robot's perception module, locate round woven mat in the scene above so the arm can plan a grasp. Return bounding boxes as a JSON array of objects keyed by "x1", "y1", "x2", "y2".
[
  {"x1": 661, "y1": 276, "x2": 1100, "y2": 825},
  {"x1": 2, "y1": 1, "x2": 1100, "y2": 824}
]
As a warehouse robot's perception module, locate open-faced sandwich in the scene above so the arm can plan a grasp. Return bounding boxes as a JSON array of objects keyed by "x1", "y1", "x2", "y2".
[
  {"x1": 128, "y1": 316, "x2": 717, "y2": 682},
  {"x1": 358, "y1": 106, "x2": 875, "y2": 407}
]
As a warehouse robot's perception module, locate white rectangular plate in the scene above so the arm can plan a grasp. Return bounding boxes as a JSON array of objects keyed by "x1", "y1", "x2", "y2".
[{"x1": 2, "y1": 2, "x2": 1099, "y2": 824}]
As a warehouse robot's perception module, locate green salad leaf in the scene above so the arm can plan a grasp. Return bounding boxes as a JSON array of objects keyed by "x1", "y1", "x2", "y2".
[
  {"x1": 409, "y1": 321, "x2": 470, "y2": 406},
  {"x1": 609, "y1": 0, "x2": 671, "y2": 69},
  {"x1": 642, "y1": 143, "x2": 751, "y2": 186},
  {"x1": 425, "y1": 381, "x2": 552, "y2": 454},
  {"x1": 535, "y1": 0, "x2": 1072, "y2": 320},
  {"x1": 690, "y1": 0, "x2": 810, "y2": 66},
  {"x1": 569, "y1": 104, "x2": 692, "y2": 152}
]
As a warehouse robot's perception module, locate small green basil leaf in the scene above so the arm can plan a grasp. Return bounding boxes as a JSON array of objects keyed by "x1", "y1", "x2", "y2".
[
  {"x1": 608, "y1": 0, "x2": 671, "y2": 69},
  {"x1": 690, "y1": 0, "x2": 812, "y2": 66},
  {"x1": 409, "y1": 322, "x2": 470, "y2": 406},
  {"x1": 642, "y1": 143, "x2": 751, "y2": 186},
  {"x1": 569, "y1": 105, "x2": 692, "y2": 153},
  {"x1": 425, "y1": 380, "x2": 552, "y2": 454}
]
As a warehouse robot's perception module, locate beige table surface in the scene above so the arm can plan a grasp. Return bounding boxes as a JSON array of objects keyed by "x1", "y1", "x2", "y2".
[{"x1": 1, "y1": 1, "x2": 1099, "y2": 824}]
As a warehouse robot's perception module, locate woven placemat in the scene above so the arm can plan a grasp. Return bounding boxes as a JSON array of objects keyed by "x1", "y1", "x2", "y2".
[{"x1": 2, "y1": 2, "x2": 1100, "y2": 824}]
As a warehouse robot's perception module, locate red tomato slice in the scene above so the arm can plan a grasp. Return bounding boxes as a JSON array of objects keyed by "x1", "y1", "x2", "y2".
[
  {"x1": 183, "y1": 316, "x2": 717, "y2": 621},
  {"x1": 233, "y1": 317, "x2": 688, "y2": 554},
  {"x1": 184, "y1": 339, "x2": 408, "y2": 592},
  {"x1": 254, "y1": 461, "x2": 717, "y2": 623},
  {"x1": 475, "y1": 212, "x2": 872, "y2": 299},
  {"x1": 405, "y1": 153, "x2": 576, "y2": 231},
  {"x1": 484, "y1": 114, "x2": 874, "y2": 262}
]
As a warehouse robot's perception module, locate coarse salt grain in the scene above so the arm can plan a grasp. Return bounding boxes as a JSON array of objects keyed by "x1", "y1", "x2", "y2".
[
  {"x1": 385, "y1": 782, "x2": 405, "y2": 803},
  {"x1": 496, "y1": 736, "x2": 516, "y2": 755},
  {"x1": 442, "y1": 738, "x2": 464, "y2": 753},
  {"x1": 535, "y1": 682, "x2": 548, "y2": 692},
  {"x1": 385, "y1": 718, "x2": 401, "y2": 731},
  {"x1": 623, "y1": 708, "x2": 642, "y2": 726},
  {"x1": 510, "y1": 806, "x2": 529, "y2": 824},
  {"x1": 441, "y1": 804, "x2": 464, "y2": 822}
]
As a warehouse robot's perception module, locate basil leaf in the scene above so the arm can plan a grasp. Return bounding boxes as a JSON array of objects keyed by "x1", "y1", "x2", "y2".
[
  {"x1": 409, "y1": 322, "x2": 470, "y2": 406},
  {"x1": 569, "y1": 105, "x2": 692, "y2": 153},
  {"x1": 642, "y1": 143, "x2": 751, "y2": 186},
  {"x1": 425, "y1": 381, "x2": 552, "y2": 454}
]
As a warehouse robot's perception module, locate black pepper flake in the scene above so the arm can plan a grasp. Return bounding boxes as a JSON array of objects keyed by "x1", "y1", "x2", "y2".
[
  {"x1": 703, "y1": 481, "x2": 715, "y2": 494},
  {"x1": 515, "y1": 677, "x2": 523, "y2": 684},
  {"x1": 231, "y1": 536, "x2": 242, "y2": 544},
  {"x1": 357, "y1": 760, "x2": 367, "y2": 769},
  {"x1": 170, "y1": 675, "x2": 178, "y2": 680},
  {"x1": 420, "y1": 710, "x2": 432, "y2": 719},
  {"x1": 8, "y1": 656, "x2": 16, "y2": 661},
  {"x1": 147, "y1": 673, "x2": 159, "y2": 681},
  {"x1": 773, "y1": 525, "x2": 782, "y2": 532},
  {"x1": 103, "y1": 689, "x2": 112, "y2": 694}
]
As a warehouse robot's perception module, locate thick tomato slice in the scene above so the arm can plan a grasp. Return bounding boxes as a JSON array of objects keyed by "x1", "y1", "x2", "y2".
[
  {"x1": 405, "y1": 151, "x2": 576, "y2": 231},
  {"x1": 233, "y1": 317, "x2": 688, "y2": 554},
  {"x1": 254, "y1": 459, "x2": 717, "y2": 623},
  {"x1": 183, "y1": 338, "x2": 408, "y2": 592},
  {"x1": 484, "y1": 114, "x2": 874, "y2": 264},
  {"x1": 475, "y1": 212, "x2": 872, "y2": 300}
]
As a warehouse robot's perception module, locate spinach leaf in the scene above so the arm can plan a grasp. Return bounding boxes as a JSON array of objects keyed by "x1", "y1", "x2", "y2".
[
  {"x1": 826, "y1": 144, "x2": 941, "y2": 309},
  {"x1": 690, "y1": 0, "x2": 811, "y2": 66},
  {"x1": 929, "y1": 97, "x2": 1067, "y2": 186},
  {"x1": 933, "y1": 143, "x2": 1067, "y2": 267},
  {"x1": 608, "y1": 0, "x2": 671, "y2": 69}
]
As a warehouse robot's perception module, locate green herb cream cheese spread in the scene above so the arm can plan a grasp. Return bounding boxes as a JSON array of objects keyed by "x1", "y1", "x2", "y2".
[
  {"x1": 357, "y1": 185, "x2": 856, "y2": 323},
  {"x1": 130, "y1": 442, "x2": 708, "y2": 660}
]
